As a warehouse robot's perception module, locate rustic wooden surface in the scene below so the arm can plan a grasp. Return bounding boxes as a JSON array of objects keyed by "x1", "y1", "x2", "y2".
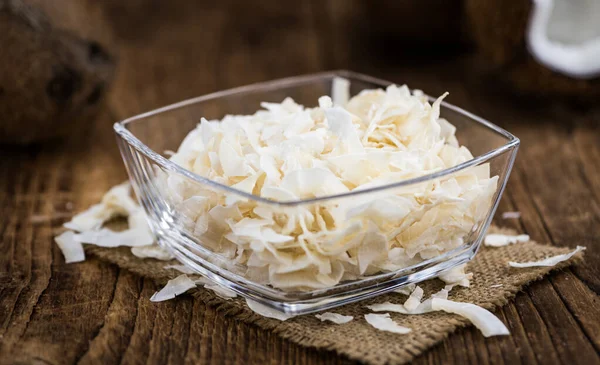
[{"x1": 1, "y1": 1, "x2": 599, "y2": 364}]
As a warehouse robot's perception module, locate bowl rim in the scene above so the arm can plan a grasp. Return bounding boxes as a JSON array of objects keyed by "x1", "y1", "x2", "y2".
[{"x1": 114, "y1": 70, "x2": 520, "y2": 207}]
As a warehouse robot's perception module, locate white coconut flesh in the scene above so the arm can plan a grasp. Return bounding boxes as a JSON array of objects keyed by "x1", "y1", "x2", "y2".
[{"x1": 527, "y1": 0, "x2": 600, "y2": 79}]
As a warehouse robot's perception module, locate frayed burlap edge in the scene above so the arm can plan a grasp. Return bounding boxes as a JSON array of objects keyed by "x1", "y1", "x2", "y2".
[{"x1": 85, "y1": 226, "x2": 584, "y2": 365}]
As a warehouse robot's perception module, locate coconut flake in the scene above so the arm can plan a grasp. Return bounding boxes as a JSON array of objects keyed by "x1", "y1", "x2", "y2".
[
  {"x1": 394, "y1": 283, "x2": 416, "y2": 296},
  {"x1": 64, "y1": 182, "x2": 138, "y2": 232},
  {"x1": 315, "y1": 312, "x2": 353, "y2": 324},
  {"x1": 509, "y1": 246, "x2": 585, "y2": 268},
  {"x1": 431, "y1": 298, "x2": 510, "y2": 337},
  {"x1": 501, "y1": 211, "x2": 521, "y2": 219},
  {"x1": 245, "y1": 299, "x2": 295, "y2": 321},
  {"x1": 438, "y1": 264, "x2": 473, "y2": 287},
  {"x1": 325, "y1": 107, "x2": 364, "y2": 154},
  {"x1": 367, "y1": 302, "x2": 411, "y2": 314},
  {"x1": 203, "y1": 283, "x2": 238, "y2": 299},
  {"x1": 364, "y1": 313, "x2": 411, "y2": 334},
  {"x1": 150, "y1": 274, "x2": 197, "y2": 302},
  {"x1": 332, "y1": 77, "x2": 350, "y2": 106},
  {"x1": 74, "y1": 228, "x2": 153, "y2": 248},
  {"x1": 367, "y1": 286, "x2": 451, "y2": 315},
  {"x1": 55, "y1": 231, "x2": 85, "y2": 263},
  {"x1": 131, "y1": 244, "x2": 174, "y2": 260},
  {"x1": 484, "y1": 234, "x2": 530, "y2": 247},
  {"x1": 403, "y1": 286, "x2": 424, "y2": 311}
]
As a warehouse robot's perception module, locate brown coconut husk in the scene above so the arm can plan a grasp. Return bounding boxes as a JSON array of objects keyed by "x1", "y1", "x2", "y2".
[
  {"x1": 464, "y1": 0, "x2": 600, "y2": 101},
  {"x1": 0, "y1": 0, "x2": 115, "y2": 145}
]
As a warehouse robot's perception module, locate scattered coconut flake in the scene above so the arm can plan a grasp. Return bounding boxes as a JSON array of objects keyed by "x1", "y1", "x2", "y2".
[
  {"x1": 431, "y1": 298, "x2": 510, "y2": 337},
  {"x1": 245, "y1": 299, "x2": 295, "y2": 321},
  {"x1": 74, "y1": 228, "x2": 153, "y2": 248},
  {"x1": 403, "y1": 286, "x2": 424, "y2": 311},
  {"x1": 194, "y1": 277, "x2": 211, "y2": 285},
  {"x1": 55, "y1": 231, "x2": 85, "y2": 263},
  {"x1": 131, "y1": 244, "x2": 174, "y2": 260},
  {"x1": 501, "y1": 211, "x2": 521, "y2": 219},
  {"x1": 509, "y1": 246, "x2": 586, "y2": 268},
  {"x1": 164, "y1": 264, "x2": 197, "y2": 274},
  {"x1": 394, "y1": 283, "x2": 416, "y2": 296},
  {"x1": 433, "y1": 286, "x2": 452, "y2": 299},
  {"x1": 204, "y1": 283, "x2": 237, "y2": 299},
  {"x1": 484, "y1": 234, "x2": 530, "y2": 247},
  {"x1": 64, "y1": 182, "x2": 138, "y2": 232},
  {"x1": 490, "y1": 284, "x2": 503, "y2": 288},
  {"x1": 367, "y1": 286, "x2": 451, "y2": 315},
  {"x1": 315, "y1": 312, "x2": 353, "y2": 324},
  {"x1": 364, "y1": 313, "x2": 411, "y2": 334},
  {"x1": 332, "y1": 77, "x2": 350, "y2": 106},
  {"x1": 150, "y1": 274, "x2": 196, "y2": 302},
  {"x1": 438, "y1": 264, "x2": 473, "y2": 287}
]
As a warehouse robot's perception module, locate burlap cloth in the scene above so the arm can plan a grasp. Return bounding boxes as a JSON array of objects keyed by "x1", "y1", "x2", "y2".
[{"x1": 85, "y1": 226, "x2": 583, "y2": 365}]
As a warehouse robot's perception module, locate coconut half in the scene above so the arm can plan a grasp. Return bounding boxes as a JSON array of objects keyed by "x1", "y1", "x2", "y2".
[{"x1": 527, "y1": 0, "x2": 600, "y2": 79}]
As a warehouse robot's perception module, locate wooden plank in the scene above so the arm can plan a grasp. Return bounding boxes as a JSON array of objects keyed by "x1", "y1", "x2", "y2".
[
  {"x1": 550, "y1": 270, "x2": 600, "y2": 352},
  {"x1": 0, "y1": 109, "x2": 124, "y2": 365},
  {"x1": 527, "y1": 279, "x2": 600, "y2": 364},
  {"x1": 513, "y1": 293, "x2": 562, "y2": 365},
  {"x1": 77, "y1": 270, "x2": 143, "y2": 364}
]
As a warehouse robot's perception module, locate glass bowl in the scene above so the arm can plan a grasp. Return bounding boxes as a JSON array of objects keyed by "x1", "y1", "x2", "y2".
[{"x1": 114, "y1": 71, "x2": 519, "y2": 315}]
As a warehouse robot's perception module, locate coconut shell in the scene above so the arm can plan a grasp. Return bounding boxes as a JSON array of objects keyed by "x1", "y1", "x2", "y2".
[
  {"x1": 464, "y1": 0, "x2": 600, "y2": 100},
  {"x1": 0, "y1": 0, "x2": 115, "y2": 145}
]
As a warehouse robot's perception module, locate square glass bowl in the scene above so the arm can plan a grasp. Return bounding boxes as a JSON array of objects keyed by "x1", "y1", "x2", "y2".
[{"x1": 114, "y1": 71, "x2": 519, "y2": 315}]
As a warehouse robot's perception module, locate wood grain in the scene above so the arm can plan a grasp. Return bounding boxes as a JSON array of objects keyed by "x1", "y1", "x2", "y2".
[{"x1": 1, "y1": 1, "x2": 599, "y2": 365}]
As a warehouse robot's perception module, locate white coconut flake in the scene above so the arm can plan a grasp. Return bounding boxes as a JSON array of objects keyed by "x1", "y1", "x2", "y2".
[
  {"x1": 74, "y1": 228, "x2": 153, "y2": 248},
  {"x1": 484, "y1": 234, "x2": 530, "y2": 247},
  {"x1": 509, "y1": 246, "x2": 586, "y2": 268},
  {"x1": 332, "y1": 77, "x2": 350, "y2": 106},
  {"x1": 431, "y1": 298, "x2": 510, "y2": 337},
  {"x1": 203, "y1": 283, "x2": 238, "y2": 299},
  {"x1": 55, "y1": 231, "x2": 85, "y2": 263},
  {"x1": 501, "y1": 211, "x2": 521, "y2": 219},
  {"x1": 364, "y1": 313, "x2": 411, "y2": 334},
  {"x1": 394, "y1": 283, "x2": 416, "y2": 296},
  {"x1": 315, "y1": 312, "x2": 353, "y2": 324},
  {"x1": 150, "y1": 274, "x2": 196, "y2": 302},
  {"x1": 490, "y1": 284, "x2": 503, "y2": 288},
  {"x1": 64, "y1": 182, "x2": 138, "y2": 232},
  {"x1": 403, "y1": 286, "x2": 424, "y2": 311},
  {"x1": 367, "y1": 286, "x2": 451, "y2": 315},
  {"x1": 438, "y1": 264, "x2": 473, "y2": 287},
  {"x1": 245, "y1": 299, "x2": 295, "y2": 321},
  {"x1": 131, "y1": 244, "x2": 174, "y2": 260}
]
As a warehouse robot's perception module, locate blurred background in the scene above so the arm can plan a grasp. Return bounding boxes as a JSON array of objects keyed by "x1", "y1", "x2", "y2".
[{"x1": 2, "y1": 0, "x2": 599, "y2": 145}]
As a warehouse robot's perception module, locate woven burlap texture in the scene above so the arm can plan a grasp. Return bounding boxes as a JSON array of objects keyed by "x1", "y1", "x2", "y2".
[{"x1": 86, "y1": 226, "x2": 583, "y2": 365}]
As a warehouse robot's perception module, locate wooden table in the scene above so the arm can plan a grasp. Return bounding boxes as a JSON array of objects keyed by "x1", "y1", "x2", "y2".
[{"x1": 1, "y1": 1, "x2": 599, "y2": 364}]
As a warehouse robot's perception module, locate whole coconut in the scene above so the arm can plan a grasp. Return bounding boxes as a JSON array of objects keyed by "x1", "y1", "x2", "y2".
[
  {"x1": 464, "y1": 0, "x2": 600, "y2": 101},
  {"x1": 0, "y1": 0, "x2": 114, "y2": 144}
]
